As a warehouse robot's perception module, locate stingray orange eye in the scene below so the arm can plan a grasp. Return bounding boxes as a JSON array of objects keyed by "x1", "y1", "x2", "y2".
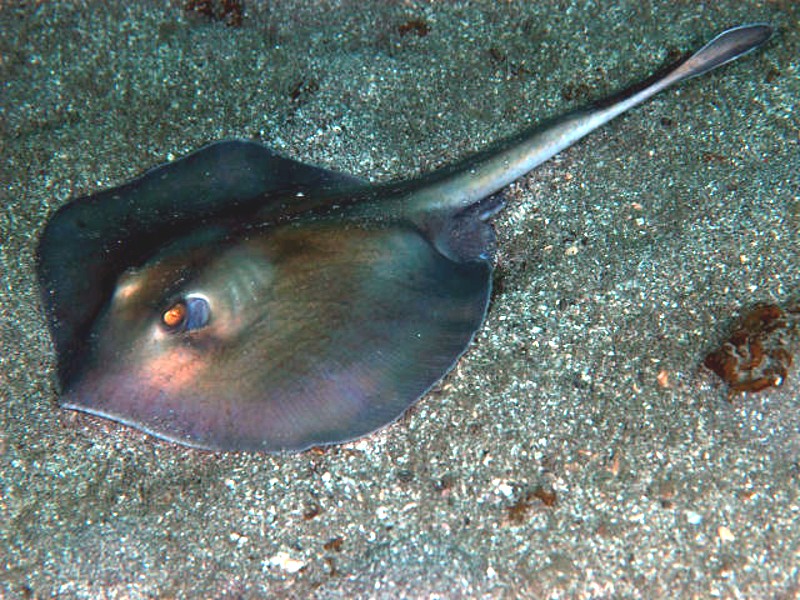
[
  {"x1": 162, "y1": 302, "x2": 187, "y2": 328},
  {"x1": 161, "y1": 296, "x2": 211, "y2": 332}
]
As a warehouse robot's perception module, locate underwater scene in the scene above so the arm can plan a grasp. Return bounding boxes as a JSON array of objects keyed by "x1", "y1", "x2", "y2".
[{"x1": 1, "y1": 1, "x2": 798, "y2": 597}]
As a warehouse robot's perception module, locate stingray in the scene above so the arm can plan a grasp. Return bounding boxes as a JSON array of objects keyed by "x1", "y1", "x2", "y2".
[{"x1": 37, "y1": 24, "x2": 773, "y2": 452}]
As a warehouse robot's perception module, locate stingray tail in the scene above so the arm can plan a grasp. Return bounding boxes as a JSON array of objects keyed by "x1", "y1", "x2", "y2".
[{"x1": 402, "y1": 23, "x2": 774, "y2": 217}]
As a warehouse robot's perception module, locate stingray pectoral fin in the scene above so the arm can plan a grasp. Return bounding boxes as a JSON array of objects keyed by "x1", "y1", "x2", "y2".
[
  {"x1": 37, "y1": 140, "x2": 367, "y2": 385},
  {"x1": 62, "y1": 223, "x2": 491, "y2": 452}
]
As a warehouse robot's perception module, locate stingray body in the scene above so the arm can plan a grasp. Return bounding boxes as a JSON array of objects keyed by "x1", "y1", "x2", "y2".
[{"x1": 37, "y1": 25, "x2": 772, "y2": 451}]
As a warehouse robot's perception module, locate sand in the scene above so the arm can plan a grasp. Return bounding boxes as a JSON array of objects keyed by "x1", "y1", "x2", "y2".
[{"x1": 1, "y1": 1, "x2": 798, "y2": 597}]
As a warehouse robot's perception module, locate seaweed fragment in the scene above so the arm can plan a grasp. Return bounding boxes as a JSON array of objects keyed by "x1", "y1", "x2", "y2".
[
  {"x1": 184, "y1": 0, "x2": 243, "y2": 27},
  {"x1": 704, "y1": 303, "x2": 798, "y2": 398},
  {"x1": 506, "y1": 486, "x2": 557, "y2": 524},
  {"x1": 398, "y1": 18, "x2": 430, "y2": 37}
]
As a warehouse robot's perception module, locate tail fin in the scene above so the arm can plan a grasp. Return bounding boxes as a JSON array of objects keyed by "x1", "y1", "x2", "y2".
[
  {"x1": 673, "y1": 24, "x2": 774, "y2": 82},
  {"x1": 401, "y1": 24, "x2": 774, "y2": 217}
]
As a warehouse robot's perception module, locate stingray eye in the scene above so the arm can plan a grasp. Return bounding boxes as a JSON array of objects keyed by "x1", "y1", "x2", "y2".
[
  {"x1": 161, "y1": 296, "x2": 210, "y2": 332},
  {"x1": 162, "y1": 302, "x2": 186, "y2": 328}
]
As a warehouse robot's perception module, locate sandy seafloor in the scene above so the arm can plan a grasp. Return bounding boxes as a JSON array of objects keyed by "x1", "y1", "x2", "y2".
[{"x1": 1, "y1": 1, "x2": 798, "y2": 597}]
